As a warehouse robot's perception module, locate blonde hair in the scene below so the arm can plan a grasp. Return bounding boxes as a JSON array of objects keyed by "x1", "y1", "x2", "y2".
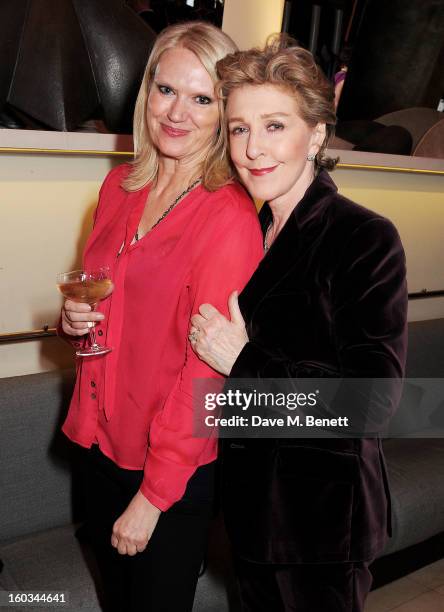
[
  {"x1": 217, "y1": 35, "x2": 338, "y2": 171},
  {"x1": 123, "y1": 22, "x2": 238, "y2": 192}
]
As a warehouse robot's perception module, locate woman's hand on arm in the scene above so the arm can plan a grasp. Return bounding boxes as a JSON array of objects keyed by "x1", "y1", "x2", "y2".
[
  {"x1": 190, "y1": 291, "x2": 249, "y2": 375},
  {"x1": 111, "y1": 491, "x2": 162, "y2": 556}
]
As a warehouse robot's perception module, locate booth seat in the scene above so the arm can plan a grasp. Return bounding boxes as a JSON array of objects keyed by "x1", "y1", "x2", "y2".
[{"x1": 1, "y1": 319, "x2": 444, "y2": 610}]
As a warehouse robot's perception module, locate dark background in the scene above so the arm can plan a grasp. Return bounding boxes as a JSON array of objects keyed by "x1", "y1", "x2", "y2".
[{"x1": 284, "y1": 0, "x2": 444, "y2": 120}]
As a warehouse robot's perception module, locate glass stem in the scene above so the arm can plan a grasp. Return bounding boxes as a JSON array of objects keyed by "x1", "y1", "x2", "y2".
[{"x1": 89, "y1": 303, "x2": 100, "y2": 349}]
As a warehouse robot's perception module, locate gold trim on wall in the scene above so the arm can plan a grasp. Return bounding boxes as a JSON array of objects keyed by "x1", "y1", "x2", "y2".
[
  {"x1": 0, "y1": 147, "x2": 133, "y2": 156},
  {"x1": 336, "y1": 162, "x2": 444, "y2": 176},
  {"x1": 1, "y1": 147, "x2": 444, "y2": 174}
]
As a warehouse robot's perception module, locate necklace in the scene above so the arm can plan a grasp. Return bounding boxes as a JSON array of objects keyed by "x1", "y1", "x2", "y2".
[
  {"x1": 264, "y1": 221, "x2": 273, "y2": 252},
  {"x1": 134, "y1": 177, "x2": 201, "y2": 241}
]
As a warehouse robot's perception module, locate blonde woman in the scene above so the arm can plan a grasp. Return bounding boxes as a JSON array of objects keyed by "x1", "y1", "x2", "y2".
[
  {"x1": 190, "y1": 38, "x2": 407, "y2": 612},
  {"x1": 58, "y1": 22, "x2": 262, "y2": 611}
]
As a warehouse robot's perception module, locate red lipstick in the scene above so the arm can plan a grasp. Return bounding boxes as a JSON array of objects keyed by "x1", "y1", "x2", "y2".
[
  {"x1": 161, "y1": 124, "x2": 190, "y2": 137},
  {"x1": 249, "y1": 165, "x2": 278, "y2": 176}
]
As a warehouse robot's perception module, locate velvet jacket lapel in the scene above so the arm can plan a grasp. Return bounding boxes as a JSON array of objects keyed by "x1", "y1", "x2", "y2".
[{"x1": 238, "y1": 170, "x2": 338, "y2": 324}]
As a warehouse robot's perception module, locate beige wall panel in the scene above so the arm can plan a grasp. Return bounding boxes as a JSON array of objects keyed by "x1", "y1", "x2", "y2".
[
  {"x1": 222, "y1": 0, "x2": 285, "y2": 49},
  {"x1": 0, "y1": 152, "x2": 443, "y2": 377},
  {"x1": 0, "y1": 154, "x2": 122, "y2": 378},
  {"x1": 333, "y1": 168, "x2": 444, "y2": 323}
]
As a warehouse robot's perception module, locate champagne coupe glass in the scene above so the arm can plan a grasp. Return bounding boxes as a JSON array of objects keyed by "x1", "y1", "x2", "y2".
[{"x1": 57, "y1": 266, "x2": 113, "y2": 357}]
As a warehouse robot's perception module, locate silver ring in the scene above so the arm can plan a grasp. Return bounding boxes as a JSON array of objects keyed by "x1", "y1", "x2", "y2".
[{"x1": 189, "y1": 331, "x2": 199, "y2": 342}]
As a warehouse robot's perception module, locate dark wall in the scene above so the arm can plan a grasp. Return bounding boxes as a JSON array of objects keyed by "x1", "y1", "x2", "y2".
[{"x1": 338, "y1": 0, "x2": 444, "y2": 120}]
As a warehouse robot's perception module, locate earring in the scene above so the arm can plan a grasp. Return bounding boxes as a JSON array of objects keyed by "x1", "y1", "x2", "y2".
[{"x1": 307, "y1": 153, "x2": 316, "y2": 161}]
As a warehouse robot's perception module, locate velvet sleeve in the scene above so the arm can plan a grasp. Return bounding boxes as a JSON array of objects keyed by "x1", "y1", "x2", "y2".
[{"x1": 140, "y1": 196, "x2": 263, "y2": 510}]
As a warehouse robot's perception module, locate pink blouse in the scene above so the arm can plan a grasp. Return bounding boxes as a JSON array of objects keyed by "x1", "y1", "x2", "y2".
[{"x1": 61, "y1": 164, "x2": 263, "y2": 511}]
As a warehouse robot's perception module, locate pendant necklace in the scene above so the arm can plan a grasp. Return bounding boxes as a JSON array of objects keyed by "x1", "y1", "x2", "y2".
[
  {"x1": 134, "y1": 177, "x2": 201, "y2": 242},
  {"x1": 264, "y1": 221, "x2": 273, "y2": 252}
]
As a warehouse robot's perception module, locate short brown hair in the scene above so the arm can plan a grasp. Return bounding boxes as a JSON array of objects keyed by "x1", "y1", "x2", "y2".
[
  {"x1": 216, "y1": 35, "x2": 338, "y2": 171},
  {"x1": 123, "y1": 22, "x2": 238, "y2": 192}
]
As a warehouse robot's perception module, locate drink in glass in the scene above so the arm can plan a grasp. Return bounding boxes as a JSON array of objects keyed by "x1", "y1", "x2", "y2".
[{"x1": 57, "y1": 267, "x2": 113, "y2": 357}]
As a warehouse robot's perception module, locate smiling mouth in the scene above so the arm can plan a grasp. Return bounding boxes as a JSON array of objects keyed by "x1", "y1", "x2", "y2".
[
  {"x1": 161, "y1": 124, "x2": 190, "y2": 137},
  {"x1": 248, "y1": 165, "x2": 278, "y2": 176}
]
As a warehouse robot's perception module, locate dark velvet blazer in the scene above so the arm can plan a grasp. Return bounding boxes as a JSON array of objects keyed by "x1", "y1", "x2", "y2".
[{"x1": 222, "y1": 170, "x2": 408, "y2": 564}]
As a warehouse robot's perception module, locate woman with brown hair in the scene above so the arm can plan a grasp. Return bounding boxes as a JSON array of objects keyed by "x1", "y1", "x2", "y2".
[
  {"x1": 190, "y1": 37, "x2": 407, "y2": 611},
  {"x1": 58, "y1": 22, "x2": 262, "y2": 611}
]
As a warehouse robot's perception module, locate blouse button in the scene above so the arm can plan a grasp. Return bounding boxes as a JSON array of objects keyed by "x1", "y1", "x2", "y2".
[
  {"x1": 91, "y1": 381, "x2": 96, "y2": 388},
  {"x1": 91, "y1": 393, "x2": 97, "y2": 400},
  {"x1": 98, "y1": 330, "x2": 103, "y2": 336}
]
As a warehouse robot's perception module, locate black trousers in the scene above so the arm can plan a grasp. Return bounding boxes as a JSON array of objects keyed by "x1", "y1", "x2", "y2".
[
  {"x1": 84, "y1": 445, "x2": 215, "y2": 612},
  {"x1": 235, "y1": 556, "x2": 373, "y2": 612}
]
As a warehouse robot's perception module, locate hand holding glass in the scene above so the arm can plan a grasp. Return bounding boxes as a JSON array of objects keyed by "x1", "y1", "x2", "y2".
[{"x1": 57, "y1": 267, "x2": 113, "y2": 357}]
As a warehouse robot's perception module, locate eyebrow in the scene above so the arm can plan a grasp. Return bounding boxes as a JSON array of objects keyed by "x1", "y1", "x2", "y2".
[
  {"x1": 228, "y1": 112, "x2": 291, "y2": 123},
  {"x1": 154, "y1": 79, "x2": 214, "y2": 98}
]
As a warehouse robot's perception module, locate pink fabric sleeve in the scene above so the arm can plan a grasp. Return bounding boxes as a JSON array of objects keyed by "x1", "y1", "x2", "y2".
[{"x1": 140, "y1": 195, "x2": 263, "y2": 510}]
